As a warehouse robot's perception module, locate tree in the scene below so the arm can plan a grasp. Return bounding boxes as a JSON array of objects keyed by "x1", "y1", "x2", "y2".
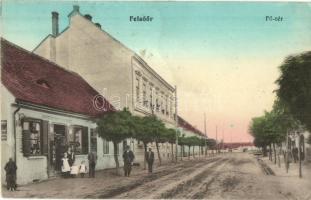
[
  {"x1": 276, "y1": 51, "x2": 311, "y2": 131},
  {"x1": 96, "y1": 109, "x2": 133, "y2": 174},
  {"x1": 164, "y1": 128, "x2": 177, "y2": 161},
  {"x1": 144, "y1": 115, "x2": 166, "y2": 166}
]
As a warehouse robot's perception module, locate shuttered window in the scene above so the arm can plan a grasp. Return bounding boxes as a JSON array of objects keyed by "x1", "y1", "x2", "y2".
[
  {"x1": 82, "y1": 127, "x2": 89, "y2": 154},
  {"x1": 103, "y1": 139, "x2": 109, "y2": 154},
  {"x1": 22, "y1": 119, "x2": 45, "y2": 156},
  {"x1": 90, "y1": 128, "x2": 97, "y2": 153}
]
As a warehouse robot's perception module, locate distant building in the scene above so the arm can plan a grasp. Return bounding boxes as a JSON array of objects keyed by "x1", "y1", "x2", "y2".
[{"x1": 1, "y1": 39, "x2": 116, "y2": 184}]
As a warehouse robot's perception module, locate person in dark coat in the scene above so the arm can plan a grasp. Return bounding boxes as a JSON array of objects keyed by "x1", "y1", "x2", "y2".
[
  {"x1": 123, "y1": 145, "x2": 135, "y2": 177},
  {"x1": 67, "y1": 146, "x2": 75, "y2": 167},
  {"x1": 145, "y1": 148, "x2": 155, "y2": 173},
  {"x1": 4, "y1": 158, "x2": 17, "y2": 191},
  {"x1": 88, "y1": 151, "x2": 97, "y2": 178}
]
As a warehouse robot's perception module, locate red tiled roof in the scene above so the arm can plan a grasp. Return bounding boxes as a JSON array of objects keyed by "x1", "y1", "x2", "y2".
[
  {"x1": 1, "y1": 38, "x2": 115, "y2": 117},
  {"x1": 178, "y1": 116, "x2": 205, "y2": 137}
]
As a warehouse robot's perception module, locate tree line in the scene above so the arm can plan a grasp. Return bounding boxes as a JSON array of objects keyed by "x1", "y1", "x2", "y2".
[
  {"x1": 249, "y1": 51, "x2": 311, "y2": 176},
  {"x1": 95, "y1": 109, "x2": 216, "y2": 173}
]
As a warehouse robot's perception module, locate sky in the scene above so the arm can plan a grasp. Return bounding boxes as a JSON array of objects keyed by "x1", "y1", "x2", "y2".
[{"x1": 2, "y1": 1, "x2": 311, "y2": 142}]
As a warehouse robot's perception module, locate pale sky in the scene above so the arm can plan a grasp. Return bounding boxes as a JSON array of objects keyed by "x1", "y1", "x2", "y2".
[{"x1": 2, "y1": 1, "x2": 311, "y2": 142}]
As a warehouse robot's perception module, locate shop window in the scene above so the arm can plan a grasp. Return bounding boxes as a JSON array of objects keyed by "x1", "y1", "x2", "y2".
[
  {"x1": 90, "y1": 128, "x2": 97, "y2": 153},
  {"x1": 22, "y1": 119, "x2": 48, "y2": 156},
  {"x1": 69, "y1": 126, "x2": 88, "y2": 155},
  {"x1": 103, "y1": 139, "x2": 109, "y2": 154}
]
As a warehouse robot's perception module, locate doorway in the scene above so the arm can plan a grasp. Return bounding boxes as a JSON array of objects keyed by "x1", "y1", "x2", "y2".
[{"x1": 49, "y1": 124, "x2": 67, "y2": 174}]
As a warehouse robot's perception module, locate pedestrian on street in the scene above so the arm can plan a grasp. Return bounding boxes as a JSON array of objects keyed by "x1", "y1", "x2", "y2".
[
  {"x1": 61, "y1": 152, "x2": 71, "y2": 178},
  {"x1": 4, "y1": 158, "x2": 17, "y2": 191},
  {"x1": 123, "y1": 145, "x2": 135, "y2": 177},
  {"x1": 145, "y1": 147, "x2": 155, "y2": 173},
  {"x1": 88, "y1": 151, "x2": 97, "y2": 178}
]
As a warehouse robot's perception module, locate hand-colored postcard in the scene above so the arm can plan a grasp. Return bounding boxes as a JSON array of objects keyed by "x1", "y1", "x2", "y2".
[{"x1": 1, "y1": 1, "x2": 311, "y2": 199}]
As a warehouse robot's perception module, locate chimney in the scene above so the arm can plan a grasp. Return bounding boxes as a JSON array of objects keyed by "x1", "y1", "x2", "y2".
[
  {"x1": 52, "y1": 12, "x2": 59, "y2": 36},
  {"x1": 73, "y1": 5, "x2": 80, "y2": 12},
  {"x1": 95, "y1": 23, "x2": 101, "y2": 29},
  {"x1": 84, "y1": 14, "x2": 92, "y2": 21}
]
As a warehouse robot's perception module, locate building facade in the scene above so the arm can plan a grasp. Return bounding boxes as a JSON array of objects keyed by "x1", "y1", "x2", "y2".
[
  {"x1": 33, "y1": 6, "x2": 206, "y2": 164},
  {"x1": 1, "y1": 39, "x2": 120, "y2": 184}
]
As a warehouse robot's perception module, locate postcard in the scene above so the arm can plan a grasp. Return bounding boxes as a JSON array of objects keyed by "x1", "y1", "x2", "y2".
[{"x1": 1, "y1": 1, "x2": 311, "y2": 199}]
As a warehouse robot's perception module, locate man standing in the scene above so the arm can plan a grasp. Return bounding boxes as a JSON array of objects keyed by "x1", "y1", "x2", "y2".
[
  {"x1": 145, "y1": 148, "x2": 155, "y2": 173},
  {"x1": 122, "y1": 145, "x2": 135, "y2": 177},
  {"x1": 4, "y1": 158, "x2": 17, "y2": 191},
  {"x1": 88, "y1": 151, "x2": 97, "y2": 178}
]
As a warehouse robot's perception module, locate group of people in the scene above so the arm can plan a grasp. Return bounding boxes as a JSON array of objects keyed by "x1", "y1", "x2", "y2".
[
  {"x1": 122, "y1": 145, "x2": 155, "y2": 177},
  {"x1": 4, "y1": 145, "x2": 155, "y2": 190},
  {"x1": 60, "y1": 146, "x2": 97, "y2": 178}
]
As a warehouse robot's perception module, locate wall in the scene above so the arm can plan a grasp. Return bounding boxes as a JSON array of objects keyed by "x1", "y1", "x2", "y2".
[{"x1": 34, "y1": 13, "x2": 134, "y2": 112}]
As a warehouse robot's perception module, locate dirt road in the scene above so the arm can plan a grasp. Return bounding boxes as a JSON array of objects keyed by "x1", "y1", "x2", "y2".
[
  {"x1": 108, "y1": 154, "x2": 288, "y2": 199},
  {"x1": 2, "y1": 153, "x2": 305, "y2": 199}
]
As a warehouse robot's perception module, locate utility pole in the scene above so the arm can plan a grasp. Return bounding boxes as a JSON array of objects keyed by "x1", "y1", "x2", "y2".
[
  {"x1": 216, "y1": 125, "x2": 218, "y2": 154},
  {"x1": 175, "y1": 86, "x2": 178, "y2": 163},
  {"x1": 204, "y1": 113, "x2": 207, "y2": 157},
  {"x1": 222, "y1": 128, "x2": 224, "y2": 153}
]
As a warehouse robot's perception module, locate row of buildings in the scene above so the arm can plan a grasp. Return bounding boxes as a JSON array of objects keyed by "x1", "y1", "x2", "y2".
[{"x1": 1, "y1": 5, "x2": 206, "y2": 184}]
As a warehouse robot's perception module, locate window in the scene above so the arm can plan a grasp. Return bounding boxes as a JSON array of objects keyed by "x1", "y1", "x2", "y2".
[
  {"x1": 90, "y1": 129, "x2": 97, "y2": 153},
  {"x1": 135, "y1": 77, "x2": 140, "y2": 102},
  {"x1": 165, "y1": 96, "x2": 169, "y2": 115},
  {"x1": 69, "y1": 126, "x2": 88, "y2": 154},
  {"x1": 103, "y1": 139, "x2": 109, "y2": 154},
  {"x1": 149, "y1": 86, "x2": 153, "y2": 109},
  {"x1": 143, "y1": 83, "x2": 148, "y2": 107},
  {"x1": 22, "y1": 119, "x2": 48, "y2": 156}
]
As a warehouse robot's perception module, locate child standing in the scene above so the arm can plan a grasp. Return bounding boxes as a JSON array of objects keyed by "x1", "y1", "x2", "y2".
[
  {"x1": 79, "y1": 161, "x2": 87, "y2": 178},
  {"x1": 61, "y1": 153, "x2": 71, "y2": 178}
]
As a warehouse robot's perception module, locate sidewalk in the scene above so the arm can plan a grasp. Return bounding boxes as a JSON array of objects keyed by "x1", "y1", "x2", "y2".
[
  {"x1": 262, "y1": 156, "x2": 311, "y2": 200},
  {"x1": 1, "y1": 157, "x2": 207, "y2": 199}
]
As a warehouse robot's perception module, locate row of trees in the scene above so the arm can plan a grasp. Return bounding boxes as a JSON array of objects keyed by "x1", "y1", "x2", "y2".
[
  {"x1": 249, "y1": 51, "x2": 311, "y2": 176},
  {"x1": 95, "y1": 109, "x2": 215, "y2": 173}
]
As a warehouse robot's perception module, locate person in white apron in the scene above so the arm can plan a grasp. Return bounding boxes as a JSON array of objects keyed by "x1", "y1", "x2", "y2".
[
  {"x1": 79, "y1": 161, "x2": 87, "y2": 178},
  {"x1": 61, "y1": 153, "x2": 71, "y2": 178}
]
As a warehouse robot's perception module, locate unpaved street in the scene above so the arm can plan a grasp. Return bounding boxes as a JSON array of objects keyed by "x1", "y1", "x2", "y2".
[{"x1": 2, "y1": 153, "x2": 308, "y2": 199}]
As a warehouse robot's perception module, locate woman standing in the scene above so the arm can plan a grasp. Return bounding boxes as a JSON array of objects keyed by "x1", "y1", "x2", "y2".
[{"x1": 61, "y1": 153, "x2": 71, "y2": 178}]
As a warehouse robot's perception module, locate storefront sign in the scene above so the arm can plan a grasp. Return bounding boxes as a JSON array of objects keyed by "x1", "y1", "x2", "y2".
[{"x1": 1, "y1": 120, "x2": 7, "y2": 141}]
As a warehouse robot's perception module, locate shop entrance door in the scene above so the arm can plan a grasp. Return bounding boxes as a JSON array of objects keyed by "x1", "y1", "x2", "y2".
[{"x1": 49, "y1": 124, "x2": 67, "y2": 175}]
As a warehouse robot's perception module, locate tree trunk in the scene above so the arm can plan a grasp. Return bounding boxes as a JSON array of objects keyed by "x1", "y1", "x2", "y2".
[
  {"x1": 193, "y1": 146, "x2": 195, "y2": 159},
  {"x1": 262, "y1": 146, "x2": 268, "y2": 157},
  {"x1": 273, "y1": 143, "x2": 277, "y2": 164},
  {"x1": 171, "y1": 143, "x2": 174, "y2": 162},
  {"x1": 113, "y1": 141, "x2": 120, "y2": 175},
  {"x1": 269, "y1": 144, "x2": 272, "y2": 161},
  {"x1": 155, "y1": 141, "x2": 162, "y2": 166},
  {"x1": 180, "y1": 145, "x2": 183, "y2": 161},
  {"x1": 188, "y1": 146, "x2": 191, "y2": 160},
  {"x1": 278, "y1": 145, "x2": 281, "y2": 168},
  {"x1": 143, "y1": 142, "x2": 147, "y2": 170}
]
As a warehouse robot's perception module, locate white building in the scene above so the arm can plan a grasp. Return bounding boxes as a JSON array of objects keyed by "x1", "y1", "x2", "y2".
[
  {"x1": 1, "y1": 39, "x2": 119, "y2": 184},
  {"x1": 33, "y1": 6, "x2": 206, "y2": 163}
]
